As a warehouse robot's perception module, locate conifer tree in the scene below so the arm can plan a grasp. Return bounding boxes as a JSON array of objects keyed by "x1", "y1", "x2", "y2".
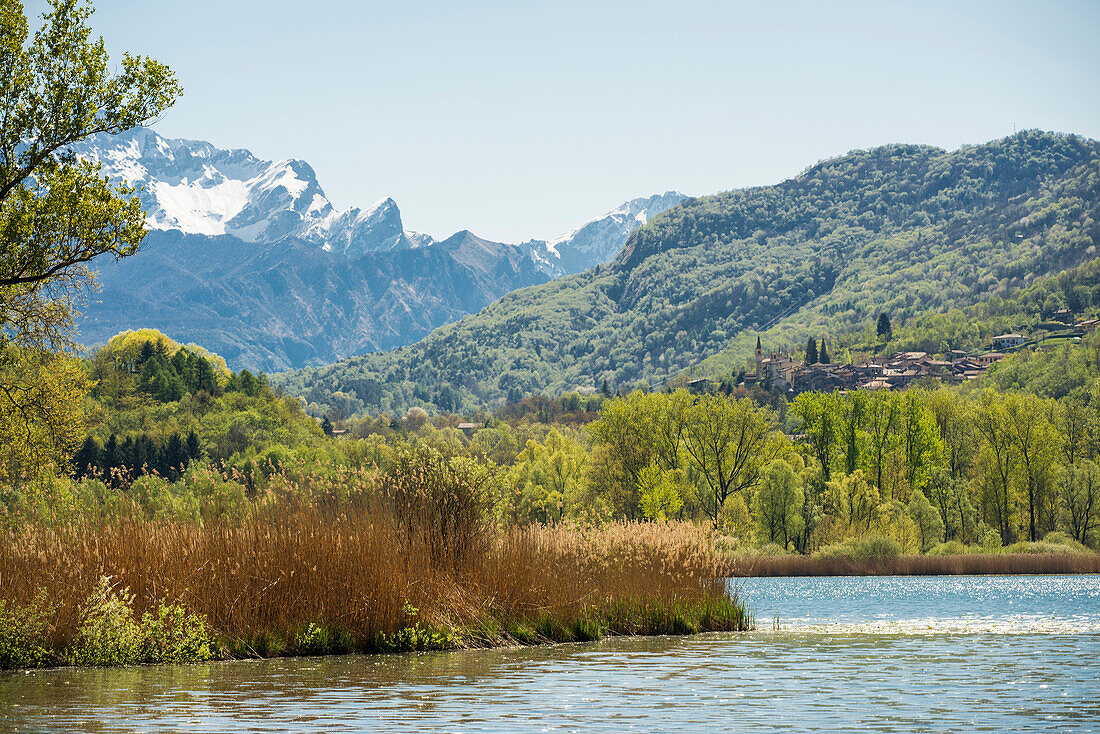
[
  {"x1": 185, "y1": 430, "x2": 201, "y2": 461},
  {"x1": 805, "y1": 338, "x2": 818, "y2": 364},
  {"x1": 73, "y1": 436, "x2": 100, "y2": 478},
  {"x1": 819, "y1": 339, "x2": 831, "y2": 364},
  {"x1": 877, "y1": 313, "x2": 893, "y2": 342}
]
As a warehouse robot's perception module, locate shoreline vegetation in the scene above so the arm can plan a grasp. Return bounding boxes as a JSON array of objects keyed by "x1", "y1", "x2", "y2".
[
  {"x1": 725, "y1": 552, "x2": 1100, "y2": 577},
  {"x1": 0, "y1": 453, "x2": 749, "y2": 671}
]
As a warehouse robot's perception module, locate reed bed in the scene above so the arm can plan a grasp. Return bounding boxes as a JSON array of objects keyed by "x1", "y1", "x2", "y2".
[
  {"x1": 725, "y1": 552, "x2": 1100, "y2": 577},
  {"x1": 0, "y1": 492, "x2": 747, "y2": 667}
]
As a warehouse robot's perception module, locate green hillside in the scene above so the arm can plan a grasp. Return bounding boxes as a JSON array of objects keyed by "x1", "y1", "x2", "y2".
[{"x1": 274, "y1": 131, "x2": 1100, "y2": 415}]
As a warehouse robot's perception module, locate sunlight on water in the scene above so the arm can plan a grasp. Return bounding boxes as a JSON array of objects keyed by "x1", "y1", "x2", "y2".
[{"x1": 1, "y1": 575, "x2": 1097, "y2": 733}]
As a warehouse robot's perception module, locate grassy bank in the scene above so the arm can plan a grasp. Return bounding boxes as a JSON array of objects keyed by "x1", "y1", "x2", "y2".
[
  {"x1": 726, "y1": 552, "x2": 1100, "y2": 577},
  {"x1": 0, "y1": 496, "x2": 749, "y2": 669}
]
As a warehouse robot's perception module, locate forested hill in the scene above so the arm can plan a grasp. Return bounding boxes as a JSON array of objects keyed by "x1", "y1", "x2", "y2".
[{"x1": 273, "y1": 131, "x2": 1100, "y2": 416}]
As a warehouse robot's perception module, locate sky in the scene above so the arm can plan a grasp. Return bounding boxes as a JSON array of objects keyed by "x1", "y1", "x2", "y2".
[{"x1": 25, "y1": 0, "x2": 1100, "y2": 242}]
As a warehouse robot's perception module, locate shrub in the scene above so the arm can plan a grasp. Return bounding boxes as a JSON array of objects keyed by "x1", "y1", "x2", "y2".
[
  {"x1": 1041, "y1": 531, "x2": 1092, "y2": 554},
  {"x1": 1004, "y1": 537, "x2": 1093, "y2": 555},
  {"x1": 69, "y1": 577, "x2": 144, "y2": 666},
  {"x1": 0, "y1": 592, "x2": 54, "y2": 669},
  {"x1": 139, "y1": 602, "x2": 215, "y2": 664},
  {"x1": 69, "y1": 577, "x2": 216, "y2": 666},
  {"x1": 927, "y1": 540, "x2": 977, "y2": 555},
  {"x1": 813, "y1": 534, "x2": 902, "y2": 560}
]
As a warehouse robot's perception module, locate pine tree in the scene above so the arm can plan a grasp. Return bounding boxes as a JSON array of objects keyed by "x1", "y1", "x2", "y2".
[
  {"x1": 321, "y1": 415, "x2": 334, "y2": 436},
  {"x1": 877, "y1": 313, "x2": 893, "y2": 342},
  {"x1": 185, "y1": 430, "x2": 202, "y2": 461},
  {"x1": 819, "y1": 339, "x2": 831, "y2": 364},
  {"x1": 73, "y1": 436, "x2": 101, "y2": 479},
  {"x1": 103, "y1": 434, "x2": 120, "y2": 475},
  {"x1": 164, "y1": 432, "x2": 186, "y2": 480},
  {"x1": 805, "y1": 338, "x2": 818, "y2": 364}
]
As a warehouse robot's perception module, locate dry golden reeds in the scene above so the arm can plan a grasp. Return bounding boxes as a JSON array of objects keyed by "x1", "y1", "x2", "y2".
[
  {"x1": 0, "y1": 492, "x2": 745, "y2": 662},
  {"x1": 725, "y1": 553, "x2": 1100, "y2": 577}
]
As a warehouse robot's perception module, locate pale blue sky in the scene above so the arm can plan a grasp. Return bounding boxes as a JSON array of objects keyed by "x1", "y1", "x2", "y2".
[{"x1": 27, "y1": 0, "x2": 1100, "y2": 242}]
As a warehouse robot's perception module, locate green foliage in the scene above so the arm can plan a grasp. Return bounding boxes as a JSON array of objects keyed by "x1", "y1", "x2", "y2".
[
  {"x1": 908, "y1": 490, "x2": 945, "y2": 551},
  {"x1": 813, "y1": 534, "x2": 902, "y2": 560},
  {"x1": 0, "y1": 591, "x2": 54, "y2": 669},
  {"x1": 68, "y1": 576, "x2": 143, "y2": 666},
  {"x1": 273, "y1": 132, "x2": 1100, "y2": 416},
  {"x1": 67, "y1": 577, "x2": 214, "y2": 667},
  {"x1": 752, "y1": 459, "x2": 804, "y2": 549},
  {"x1": 138, "y1": 601, "x2": 215, "y2": 664},
  {"x1": 638, "y1": 463, "x2": 684, "y2": 521}
]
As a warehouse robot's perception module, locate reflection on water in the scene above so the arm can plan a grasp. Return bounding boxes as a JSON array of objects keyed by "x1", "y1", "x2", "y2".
[{"x1": 2, "y1": 575, "x2": 1098, "y2": 733}]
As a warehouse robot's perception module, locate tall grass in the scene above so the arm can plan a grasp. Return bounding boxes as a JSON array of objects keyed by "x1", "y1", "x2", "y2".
[{"x1": 0, "y1": 453, "x2": 748, "y2": 666}]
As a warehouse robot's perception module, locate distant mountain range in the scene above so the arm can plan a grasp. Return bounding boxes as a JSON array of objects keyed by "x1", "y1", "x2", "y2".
[
  {"x1": 73, "y1": 127, "x2": 685, "y2": 370},
  {"x1": 271, "y1": 131, "x2": 1100, "y2": 416}
]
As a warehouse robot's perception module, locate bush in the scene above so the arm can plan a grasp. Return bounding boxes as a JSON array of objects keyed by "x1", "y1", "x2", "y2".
[
  {"x1": 1004, "y1": 538, "x2": 1092, "y2": 555},
  {"x1": 139, "y1": 602, "x2": 215, "y2": 664},
  {"x1": 750, "y1": 542, "x2": 792, "y2": 557},
  {"x1": 927, "y1": 540, "x2": 978, "y2": 555},
  {"x1": 0, "y1": 592, "x2": 54, "y2": 669},
  {"x1": 1041, "y1": 531, "x2": 1093, "y2": 554},
  {"x1": 813, "y1": 534, "x2": 902, "y2": 560},
  {"x1": 69, "y1": 577, "x2": 144, "y2": 666},
  {"x1": 69, "y1": 576, "x2": 215, "y2": 667}
]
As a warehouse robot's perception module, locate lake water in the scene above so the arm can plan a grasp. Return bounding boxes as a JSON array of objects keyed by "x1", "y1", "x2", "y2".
[{"x1": 1, "y1": 575, "x2": 1097, "y2": 733}]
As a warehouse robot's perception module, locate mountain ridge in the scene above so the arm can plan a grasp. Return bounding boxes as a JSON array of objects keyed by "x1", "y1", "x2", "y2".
[
  {"x1": 271, "y1": 130, "x2": 1100, "y2": 416},
  {"x1": 73, "y1": 128, "x2": 686, "y2": 369}
]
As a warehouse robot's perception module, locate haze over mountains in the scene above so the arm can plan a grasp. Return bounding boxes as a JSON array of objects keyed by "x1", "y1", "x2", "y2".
[{"x1": 73, "y1": 127, "x2": 685, "y2": 370}]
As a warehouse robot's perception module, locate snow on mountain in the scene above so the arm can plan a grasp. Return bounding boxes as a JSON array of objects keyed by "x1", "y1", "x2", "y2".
[
  {"x1": 70, "y1": 127, "x2": 422, "y2": 256},
  {"x1": 73, "y1": 127, "x2": 683, "y2": 274},
  {"x1": 521, "y1": 191, "x2": 687, "y2": 276}
]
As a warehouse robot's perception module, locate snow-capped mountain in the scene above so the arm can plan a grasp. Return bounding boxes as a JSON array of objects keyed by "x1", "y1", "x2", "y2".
[
  {"x1": 73, "y1": 127, "x2": 684, "y2": 272},
  {"x1": 73, "y1": 128, "x2": 688, "y2": 370},
  {"x1": 71, "y1": 127, "x2": 420, "y2": 256},
  {"x1": 527, "y1": 192, "x2": 687, "y2": 274}
]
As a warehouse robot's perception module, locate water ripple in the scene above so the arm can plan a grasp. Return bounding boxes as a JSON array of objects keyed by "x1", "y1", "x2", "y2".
[{"x1": 1, "y1": 575, "x2": 1097, "y2": 733}]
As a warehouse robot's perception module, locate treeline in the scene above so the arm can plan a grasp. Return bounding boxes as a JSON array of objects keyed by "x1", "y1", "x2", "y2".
[
  {"x1": 7, "y1": 328, "x2": 1098, "y2": 559},
  {"x1": 72, "y1": 431, "x2": 202, "y2": 483},
  {"x1": 60, "y1": 329, "x2": 319, "y2": 488}
]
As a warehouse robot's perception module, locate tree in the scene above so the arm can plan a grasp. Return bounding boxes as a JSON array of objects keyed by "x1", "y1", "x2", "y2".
[
  {"x1": 0, "y1": 0, "x2": 180, "y2": 481},
  {"x1": 925, "y1": 466, "x2": 976, "y2": 543},
  {"x1": 908, "y1": 489, "x2": 945, "y2": 551},
  {"x1": 321, "y1": 415, "x2": 334, "y2": 436},
  {"x1": 1057, "y1": 460, "x2": 1099, "y2": 547},
  {"x1": 1, "y1": 0, "x2": 181, "y2": 349},
  {"x1": 185, "y1": 430, "x2": 201, "y2": 462},
  {"x1": 804, "y1": 337, "x2": 818, "y2": 365},
  {"x1": 974, "y1": 393, "x2": 1019, "y2": 544},
  {"x1": 826, "y1": 470, "x2": 879, "y2": 532},
  {"x1": 587, "y1": 390, "x2": 663, "y2": 519},
  {"x1": 752, "y1": 459, "x2": 804, "y2": 548},
  {"x1": 638, "y1": 463, "x2": 684, "y2": 522},
  {"x1": 818, "y1": 339, "x2": 830, "y2": 364},
  {"x1": 791, "y1": 392, "x2": 841, "y2": 480},
  {"x1": 877, "y1": 313, "x2": 893, "y2": 343},
  {"x1": 72, "y1": 434, "x2": 100, "y2": 478},
  {"x1": 683, "y1": 394, "x2": 779, "y2": 529},
  {"x1": 1003, "y1": 393, "x2": 1056, "y2": 541}
]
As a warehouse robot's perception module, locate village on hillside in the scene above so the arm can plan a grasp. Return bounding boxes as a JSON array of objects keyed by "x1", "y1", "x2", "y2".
[{"x1": 720, "y1": 311, "x2": 1100, "y2": 396}]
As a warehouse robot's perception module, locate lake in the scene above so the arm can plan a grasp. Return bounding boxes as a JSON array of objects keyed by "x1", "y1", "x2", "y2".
[{"x1": 2, "y1": 575, "x2": 1097, "y2": 733}]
